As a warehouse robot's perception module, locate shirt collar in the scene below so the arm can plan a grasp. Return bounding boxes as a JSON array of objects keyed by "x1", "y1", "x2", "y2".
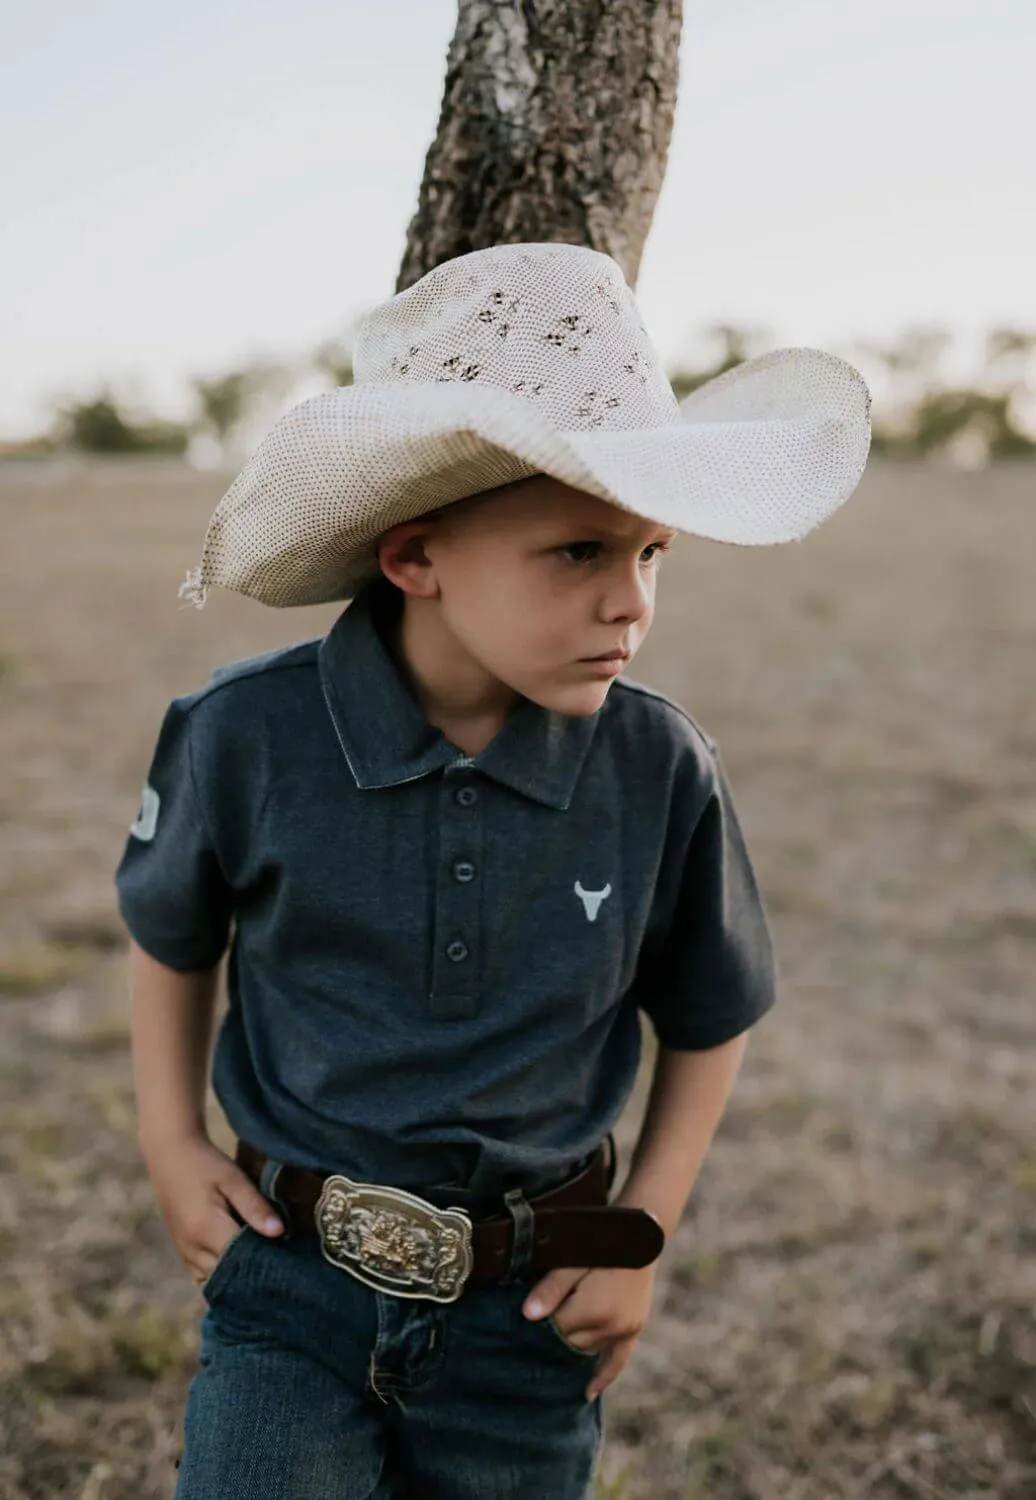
[{"x1": 317, "y1": 574, "x2": 602, "y2": 811}]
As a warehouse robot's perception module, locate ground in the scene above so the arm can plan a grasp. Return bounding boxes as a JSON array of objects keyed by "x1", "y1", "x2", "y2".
[{"x1": 0, "y1": 457, "x2": 1033, "y2": 1499}]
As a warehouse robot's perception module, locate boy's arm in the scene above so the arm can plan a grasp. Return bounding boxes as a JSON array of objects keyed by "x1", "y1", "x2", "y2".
[
  {"x1": 611, "y1": 1032, "x2": 749, "y2": 1235},
  {"x1": 117, "y1": 700, "x2": 283, "y2": 1285},
  {"x1": 606, "y1": 741, "x2": 773, "y2": 1233},
  {"x1": 128, "y1": 938, "x2": 285, "y2": 1286},
  {"x1": 521, "y1": 1031, "x2": 752, "y2": 1401},
  {"x1": 130, "y1": 937, "x2": 219, "y2": 1151}
]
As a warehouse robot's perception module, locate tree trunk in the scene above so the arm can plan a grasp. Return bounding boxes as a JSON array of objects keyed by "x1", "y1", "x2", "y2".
[{"x1": 397, "y1": 0, "x2": 683, "y2": 295}]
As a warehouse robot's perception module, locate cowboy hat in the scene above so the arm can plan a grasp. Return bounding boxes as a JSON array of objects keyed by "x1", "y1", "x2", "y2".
[{"x1": 180, "y1": 242, "x2": 871, "y2": 609}]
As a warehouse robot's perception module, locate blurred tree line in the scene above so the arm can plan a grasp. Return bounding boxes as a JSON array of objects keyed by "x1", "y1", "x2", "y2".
[
  {"x1": 3, "y1": 322, "x2": 1034, "y2": 466},
  {"x1": 668, "y1": 323, "x2": 1036, "y2": 464}
]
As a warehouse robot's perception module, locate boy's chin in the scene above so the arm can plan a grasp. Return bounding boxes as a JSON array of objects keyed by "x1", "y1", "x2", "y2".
[{"x1": 523, "y1": 679, "x2": 615, "y2": 717}]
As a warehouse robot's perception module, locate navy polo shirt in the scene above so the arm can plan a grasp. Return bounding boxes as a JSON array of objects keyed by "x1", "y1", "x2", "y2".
[{"x1": 115, "y1": 574, "x2": 776, "y2": 1197}]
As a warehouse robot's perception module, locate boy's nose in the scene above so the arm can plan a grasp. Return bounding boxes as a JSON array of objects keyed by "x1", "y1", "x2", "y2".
[{"x1": 604, "y1": 568, "x2": 654, "y2": 622}]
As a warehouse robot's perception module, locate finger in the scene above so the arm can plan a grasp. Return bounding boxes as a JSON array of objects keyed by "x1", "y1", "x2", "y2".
[
  {"x1": 552, "y1": 1321, "x2": 601, "y2": 1355},
  {"x1": 585, "y1": 1334, "x2": 636, "y2": 1402},
  {"x1": 187, "y1": 1252, "x2": 215, "y2": 1287},
  {"x1": 189, "y1": 1211, "x2": 242, "y2": 1285},
  {"x1": 523, "y1": 1267, "x2": 590, "y2": 1320},
  {"x1": 523, "y1": 1267, "x2": 588, "y2": 1319},
  {"x1": 217, "y1": 1166, "x2": 284, "y2": 1235}
]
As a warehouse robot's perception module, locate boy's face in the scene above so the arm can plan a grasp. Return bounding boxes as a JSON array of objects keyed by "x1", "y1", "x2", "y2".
[{"x1": 376, "y1": 475, "x2": 677, "y2": 721}]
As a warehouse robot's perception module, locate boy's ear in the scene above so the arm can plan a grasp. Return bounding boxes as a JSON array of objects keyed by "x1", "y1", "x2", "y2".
[{"x1": 376, "y1": 521, "x2": 441, "y2": 600}]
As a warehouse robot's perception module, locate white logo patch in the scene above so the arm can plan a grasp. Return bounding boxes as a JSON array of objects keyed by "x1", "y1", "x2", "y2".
[
  {"x1": 130, "y1": 783, "x2": 161, "y2": 842},
  {"x1": 574, "y1": 880, "x2": 612, "y2": 922}
]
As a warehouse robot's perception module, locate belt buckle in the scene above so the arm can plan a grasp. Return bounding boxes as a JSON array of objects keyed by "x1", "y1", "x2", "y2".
[{"x1": 315, "y1": 1175, "x2": 474, "y2": 1303}]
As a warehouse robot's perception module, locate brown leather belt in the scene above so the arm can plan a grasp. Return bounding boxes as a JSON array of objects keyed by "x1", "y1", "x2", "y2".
[{"x1": 235, "y1": 1139, "x2": 665, "y2": 1299}]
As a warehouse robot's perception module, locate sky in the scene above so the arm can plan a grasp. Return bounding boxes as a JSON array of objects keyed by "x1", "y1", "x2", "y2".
[{"x1": 2, "y1": 0, "x2": 1033, "y2": 439}]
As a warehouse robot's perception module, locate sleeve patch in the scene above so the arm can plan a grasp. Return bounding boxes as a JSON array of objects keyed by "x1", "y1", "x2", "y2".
[{"x1": 130, "y1": 783, "x2": 161, "y2": 842}]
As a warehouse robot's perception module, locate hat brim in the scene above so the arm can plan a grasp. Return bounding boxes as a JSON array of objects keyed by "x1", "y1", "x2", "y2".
[{"x1": 182, "y1": 346, "x2": 870, "y2": 609}]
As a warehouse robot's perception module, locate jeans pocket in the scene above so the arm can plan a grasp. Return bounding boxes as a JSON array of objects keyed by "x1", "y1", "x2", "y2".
[
  {"x1": 201, "y1": 1224, "x2": 252, "y2": 1302},
  {"x1": 544, "y1": 1313, "x2": 601, "y2": 1364}
]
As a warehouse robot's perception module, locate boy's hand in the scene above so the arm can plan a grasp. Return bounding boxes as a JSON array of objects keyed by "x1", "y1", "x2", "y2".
[
  {"x1": 140, "y1": 1132, "x2": 285, "y2": 1287},
  {"x1": 522, "y1": 1263, "x2": 658, "y2": 1400}
]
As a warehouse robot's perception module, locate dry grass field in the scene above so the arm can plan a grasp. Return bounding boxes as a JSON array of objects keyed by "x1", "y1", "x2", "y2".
[{"x1": 0, "y1": 457, "x2": 1033, "y2": 1499}]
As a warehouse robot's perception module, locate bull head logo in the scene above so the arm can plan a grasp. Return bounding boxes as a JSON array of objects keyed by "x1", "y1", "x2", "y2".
[{"x1": 573, "y1": 880, "x2": 612, "y2": 922}]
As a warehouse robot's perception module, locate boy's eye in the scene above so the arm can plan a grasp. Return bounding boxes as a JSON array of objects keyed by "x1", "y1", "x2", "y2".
[{"x1": 557, "y1": 540, "x2": 671, "y2": 566}]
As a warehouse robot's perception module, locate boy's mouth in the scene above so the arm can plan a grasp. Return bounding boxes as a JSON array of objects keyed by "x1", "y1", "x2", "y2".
[{"x1": 581, "y1": 648, "x2": 630, "y2": 662}]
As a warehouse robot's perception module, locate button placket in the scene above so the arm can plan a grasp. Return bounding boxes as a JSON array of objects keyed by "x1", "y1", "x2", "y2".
[{"x1": 429, "y1": 776, "x2": 483, "y2": 1020}]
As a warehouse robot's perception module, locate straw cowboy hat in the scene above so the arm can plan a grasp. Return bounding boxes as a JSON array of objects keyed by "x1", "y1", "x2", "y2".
[{"x1": 179, "y1": 242, "x2": 871, "y2": 610}]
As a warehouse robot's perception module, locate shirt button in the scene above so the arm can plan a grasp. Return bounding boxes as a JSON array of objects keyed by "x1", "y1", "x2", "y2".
[
  {"x1": 445, "y1": 939, "x2": 469, "y2": 962},
  {"x1": 452, "y1": 860, "x2": 476, "y2": 882},
  {"x1": 455, "y1": 786, "x2": 478, "y2": 807}
]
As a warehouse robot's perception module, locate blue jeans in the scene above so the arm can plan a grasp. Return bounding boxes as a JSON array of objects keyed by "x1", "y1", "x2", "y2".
[{"x1": 172, "y1": 1217, "x2": 605, "y2": 1498}]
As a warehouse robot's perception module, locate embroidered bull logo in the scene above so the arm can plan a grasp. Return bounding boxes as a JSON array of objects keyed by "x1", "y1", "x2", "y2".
[{"x1": 574, "y1": 880, "x2": 612, "y2": 922}]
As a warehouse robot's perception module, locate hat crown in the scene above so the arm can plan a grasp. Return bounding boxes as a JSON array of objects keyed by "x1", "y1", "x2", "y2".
[{"x1": 352, "y1": 242, "x2": 680, "y2": 432}]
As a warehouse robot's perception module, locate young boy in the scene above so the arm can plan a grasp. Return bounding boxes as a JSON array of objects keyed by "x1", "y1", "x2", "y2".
[{"x1": 115, "y1": 241, "x2": 870, "y2": 1499}]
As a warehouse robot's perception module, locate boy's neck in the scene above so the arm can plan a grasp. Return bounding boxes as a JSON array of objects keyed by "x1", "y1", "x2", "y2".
[{"x1": 382, "y1": 594, "x2": 520, "y2": 760}]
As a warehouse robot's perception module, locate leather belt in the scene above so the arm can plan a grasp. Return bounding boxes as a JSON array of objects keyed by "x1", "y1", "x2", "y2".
[{"x1": 235, "y1": 1139, "x2": 665, "y2": 1303}]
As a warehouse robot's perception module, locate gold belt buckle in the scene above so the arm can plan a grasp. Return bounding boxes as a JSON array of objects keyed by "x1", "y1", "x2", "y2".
[{"x1": 315, "y1": 1175, "x2": 474, "y2": 1303}]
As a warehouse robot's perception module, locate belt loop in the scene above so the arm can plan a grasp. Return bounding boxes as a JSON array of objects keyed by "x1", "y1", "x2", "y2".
[
  {"x1": 500, "y1": 1187, "x2": 535, "y2": 1283},
  {"x1": 259, "y1": 1157, "x2": 295, "y2": 1240},
  {"x1": 603, "y1": 1132, "x2": 617, "y2": 1194}
]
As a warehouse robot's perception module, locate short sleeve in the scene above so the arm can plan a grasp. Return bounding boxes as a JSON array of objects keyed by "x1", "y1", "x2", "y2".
[
  {"x1": 636, "y1": 746, "x2": 777, "y2": 1050},
  {"x1": 114, "y1": 699, "x2": 234, "y2": 971}
]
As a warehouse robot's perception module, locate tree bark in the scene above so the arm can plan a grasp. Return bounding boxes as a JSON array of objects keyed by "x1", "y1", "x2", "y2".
[{"x1": 397, "y1": 0, "x2": 683, "y2": 294}]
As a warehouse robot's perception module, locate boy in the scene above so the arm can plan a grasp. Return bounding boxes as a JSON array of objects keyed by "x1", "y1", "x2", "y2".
[{"x1": 115, "y1": 242, "x2": 870, "y2": 1499}]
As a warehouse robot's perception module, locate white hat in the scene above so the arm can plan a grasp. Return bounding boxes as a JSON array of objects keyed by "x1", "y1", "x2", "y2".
[{"x1": 180, "y1": 241, "x2": 871, "y2": 610}]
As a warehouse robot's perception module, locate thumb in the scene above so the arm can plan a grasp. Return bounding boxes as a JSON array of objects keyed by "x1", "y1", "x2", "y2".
[
  {"x1": 219, "y1": 1165, "x2": 285, "y2": 1237},
  {"x1": 522, "y1": 1267, "x2": 588, "y2": 1320}
]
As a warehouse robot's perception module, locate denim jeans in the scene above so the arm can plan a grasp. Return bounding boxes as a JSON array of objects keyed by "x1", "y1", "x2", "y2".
[{"x1": 172, "y1": 1214, "x2": 606, "y2": 1499}]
